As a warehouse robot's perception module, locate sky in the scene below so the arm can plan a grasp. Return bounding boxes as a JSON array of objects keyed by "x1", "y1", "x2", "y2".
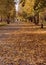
[{"x1": 14, "y1": 0, "x2": 20, "y2": 12}]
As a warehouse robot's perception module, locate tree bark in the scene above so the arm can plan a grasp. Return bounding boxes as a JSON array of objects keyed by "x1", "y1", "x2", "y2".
[
  {"x1": 34, "y1": 12, "x2": 39, "y2": 25},
  {"x1": 7, "y1": 14, "x2": 10, "y2": 24}
]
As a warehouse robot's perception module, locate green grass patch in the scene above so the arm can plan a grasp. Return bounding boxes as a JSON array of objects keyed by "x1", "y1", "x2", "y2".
[{"x1": 0, "y1": 22, "x2": 7, "y2": 26}]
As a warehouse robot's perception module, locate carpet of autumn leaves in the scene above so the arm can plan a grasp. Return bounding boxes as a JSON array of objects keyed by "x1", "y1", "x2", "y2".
[{"x1": 0, "y1": 22, "x2": 46, "y2": 65}]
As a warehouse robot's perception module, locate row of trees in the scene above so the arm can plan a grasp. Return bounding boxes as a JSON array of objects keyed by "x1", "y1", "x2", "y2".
[
  {"x1": 0, "y1": 0, "x2": 15, "y2": 23},
  {"x1": 20, "y1": 0, "x2": 46, "y2": 26},
  {"x1": 0, "y1": 0, "x2": 46, "y2": 25},
  {"x1": 34, "y1": 0, "x2": 46, "y2": 24}
]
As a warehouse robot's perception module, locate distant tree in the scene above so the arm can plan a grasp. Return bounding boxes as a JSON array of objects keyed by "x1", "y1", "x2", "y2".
[
  {"x1": 5, "y1": 0, "x2": 15, "y2": 24},
  {"x1": 34, "y1": 0, "x2": 46, "y2": 25},
  {"x1": 0, "y1": 0, "x2": 15, "y2": 23},
  {"x1": 34, "y1": 0, "x2": 46, "y2": 12}
]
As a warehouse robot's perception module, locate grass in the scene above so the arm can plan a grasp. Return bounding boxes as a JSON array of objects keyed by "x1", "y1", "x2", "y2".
[{"x1": 0, "y1": 22, "x2": 7, "y2": 26}]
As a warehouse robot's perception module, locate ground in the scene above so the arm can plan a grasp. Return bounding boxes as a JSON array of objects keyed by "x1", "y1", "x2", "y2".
[{"x1": 0, "y1": 21, "x2": 46, "y2": 65}]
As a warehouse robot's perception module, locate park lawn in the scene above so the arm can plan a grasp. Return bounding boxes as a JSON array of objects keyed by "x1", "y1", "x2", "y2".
[{"x1": 0, "y1": 22, "x2": 7, "y2": 26}]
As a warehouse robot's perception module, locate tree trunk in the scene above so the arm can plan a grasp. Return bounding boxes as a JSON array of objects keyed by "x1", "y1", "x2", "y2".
[
  {"x1": 41, "y1": 23, "x2": 43, "y2": 28},
  {"x1": 36, "y1": 13, "x2": 39, "y2": 24},
  {"x1": 7, "y1": 14, "x2": 10, "y2": 24},
  {"x1": 34, "y1": 12, "x2": 39, "y2": 25},
  {"x1": 0, "y1": 16, "x2": 2, "y2": 22}
]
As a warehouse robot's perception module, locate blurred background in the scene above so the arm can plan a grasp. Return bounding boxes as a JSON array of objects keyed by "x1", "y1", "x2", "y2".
[{"x1": 0, "y1": 0, "x2": 46, "y2": 25}]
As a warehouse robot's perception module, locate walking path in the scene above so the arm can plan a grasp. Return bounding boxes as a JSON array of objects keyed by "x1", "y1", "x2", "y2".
[{"x1": 0, "y1": 21, "x2": 46, "y2": 65}]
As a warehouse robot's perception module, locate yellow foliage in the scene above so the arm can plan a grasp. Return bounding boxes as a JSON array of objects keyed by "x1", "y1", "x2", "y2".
[{"x1": 19, "y1": 0, "x2": 35, "y2": 15}]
